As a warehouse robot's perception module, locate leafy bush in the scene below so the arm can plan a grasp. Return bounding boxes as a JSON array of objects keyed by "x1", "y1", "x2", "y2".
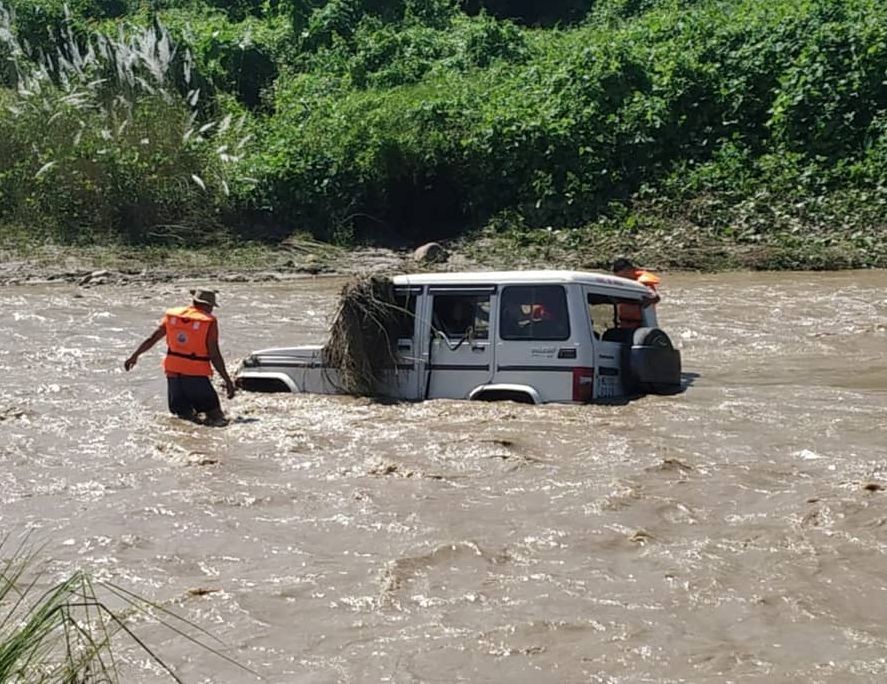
[
  {"x1": 161, "y1": 9, "x2": 290, "y2": 108},
  {"x1": 461, "y1": 0, "x2": 592, "y2": 26},
  {"x1": 295, "y1": 0, "x2": 456, "y2": 50},
  {"x1": 1, "y1": 0, "x2": 886, "y2": 263},
  {"x1": 246, "y1": 0, "x2": 887, "y2": 244},
  {"x1": 0, "y1": 11, "x2": 251, "y2": 244},
  {"x1": 769, "y1": 4, "x2": 887, "y2": 160}
]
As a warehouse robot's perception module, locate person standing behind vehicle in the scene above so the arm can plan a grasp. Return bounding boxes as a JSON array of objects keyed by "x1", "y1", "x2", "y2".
[
  {"x1": 124, "y1": 288, "x2": 236, "y2": 425},
  {"x1": 612, "y1": 258, "x2": 661, "y2": 329}
]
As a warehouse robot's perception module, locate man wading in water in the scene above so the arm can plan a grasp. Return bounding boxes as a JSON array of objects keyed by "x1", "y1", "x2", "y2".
[{"x1": 124, "y1": 288, "x2": 236, "y2": 425}]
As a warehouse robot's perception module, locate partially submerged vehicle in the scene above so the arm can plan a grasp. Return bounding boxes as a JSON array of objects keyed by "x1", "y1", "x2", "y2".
[{"x1": 236, "y1": 270, "x2": 682, "y2": 404}]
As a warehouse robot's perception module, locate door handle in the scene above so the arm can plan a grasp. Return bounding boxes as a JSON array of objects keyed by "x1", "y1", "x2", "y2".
[{"x1": 471, "y1": 345, "x2": 485, "y2": 352}]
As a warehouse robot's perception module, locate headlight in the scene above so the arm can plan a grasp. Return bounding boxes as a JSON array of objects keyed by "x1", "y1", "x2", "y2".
[{"x1": 242, "y1": 355, "x2": 258, "y2": 368}]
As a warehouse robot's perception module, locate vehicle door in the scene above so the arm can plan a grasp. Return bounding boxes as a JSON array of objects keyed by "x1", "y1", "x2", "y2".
[
  {"x1": 425, "y1": 286, "x2": 495, "y2": 399},
  {"x1": 586, "y1": 288, "x2": 628, "y2": 399},
  {"x1": 494, "y1": 284, "x2": 579, "y2": 402},
  {"x1": 383, "y1": 287, "x2": 423, "y2": 400}
]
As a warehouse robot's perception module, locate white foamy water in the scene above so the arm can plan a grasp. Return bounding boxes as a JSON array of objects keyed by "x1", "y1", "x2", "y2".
[{"x1": 2, "y1": 271, "x2": 887, "y2": 681}]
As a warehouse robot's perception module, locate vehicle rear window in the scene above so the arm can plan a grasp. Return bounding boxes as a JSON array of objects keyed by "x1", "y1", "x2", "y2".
[{"x1": 500, "y1": 285, "x2": 570, "y2": 341}]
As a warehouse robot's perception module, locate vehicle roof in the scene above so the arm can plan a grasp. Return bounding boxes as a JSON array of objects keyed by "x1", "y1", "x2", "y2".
[{"x1": 392, "y1": 270, "x2": 651, "y2": 296}]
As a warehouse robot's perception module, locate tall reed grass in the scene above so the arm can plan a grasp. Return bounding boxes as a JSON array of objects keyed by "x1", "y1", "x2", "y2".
[
  {"x1": 0, "y1": 2, "x2": 252, "y2": 245},
  {"x1": 0, "y1": 539, "x2": 254, "y2": 681}
]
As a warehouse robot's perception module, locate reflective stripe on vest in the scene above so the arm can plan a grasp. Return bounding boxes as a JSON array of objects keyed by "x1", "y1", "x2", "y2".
[{"x1": 162, "y1": 305, "x2": 214, "y2": 376}]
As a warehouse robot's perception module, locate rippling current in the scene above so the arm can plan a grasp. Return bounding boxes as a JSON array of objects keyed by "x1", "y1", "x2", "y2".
[{"x1": 2, "y1": 271, "x2": 887, "y2": 682}]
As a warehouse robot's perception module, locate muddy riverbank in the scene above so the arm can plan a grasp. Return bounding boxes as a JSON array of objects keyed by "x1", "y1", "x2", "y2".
[
  {"x1": 4, "y1": 228, "x2": 885, "y2": 289},
  {"x1": 0, "y1": 243, "x2": 440, "y2": 286}
]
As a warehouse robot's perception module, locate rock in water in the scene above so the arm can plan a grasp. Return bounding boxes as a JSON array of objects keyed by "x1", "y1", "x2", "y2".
[{"x1": 412, "y1": 242, "x2": 448, "y2": 264}]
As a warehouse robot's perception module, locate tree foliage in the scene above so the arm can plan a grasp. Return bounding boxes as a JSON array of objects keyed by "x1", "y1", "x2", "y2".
[{"x1": 0, "y1": 0, "x2": 885, "y2": 247}]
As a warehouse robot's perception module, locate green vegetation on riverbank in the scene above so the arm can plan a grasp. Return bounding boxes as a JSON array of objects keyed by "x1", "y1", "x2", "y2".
[{"x1": 1, "y1": 0, "x2": 885, "y2": 270}]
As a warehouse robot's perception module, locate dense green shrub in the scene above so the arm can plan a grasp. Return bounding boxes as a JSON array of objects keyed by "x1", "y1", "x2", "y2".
[
  {"x1": 0, "y1": 14, "x2": 249, "y2": 244},
  {"x1": 769, "y1": 5, "x2": 887, "y2": 160},
  {"x1": 161, "y1": 9, "x2": 290, "y2": 108},
  {"x1": 244, "y1": 0, "x2": 887, "y2": 242},
  {"x1": 461, "y1": 0, "x2": 592, "y2": 26},
  {"x1": 203, "y1": 0, "x2": 271, "y2": 20},
  {"x1": 1, "y1": 0, "x2": 886, "y2": 255},
  {"x1": 295, "y1": 0, "x2": 456, "y2": 50},
  {"x1": 459, "y1": 13, "x2": 526, "y2": 66},
  {"x1": 331, "y1": 13, "x2": 526, "y2": 88}
]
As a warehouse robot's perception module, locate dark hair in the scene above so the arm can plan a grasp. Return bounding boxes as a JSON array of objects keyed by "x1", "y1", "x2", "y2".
[{"x1": 612, "y1": 258, "x2": 634, "y2": 273}]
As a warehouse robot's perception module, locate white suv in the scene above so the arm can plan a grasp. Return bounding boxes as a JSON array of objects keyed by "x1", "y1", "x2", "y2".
[{"x1": 236, "y1": 270, "x2": 682, "y2": 403}]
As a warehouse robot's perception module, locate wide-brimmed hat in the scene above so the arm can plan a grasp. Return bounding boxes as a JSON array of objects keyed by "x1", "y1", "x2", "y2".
[{"x1": 190, "y1": 288, "x2": 219, "y2": 308}]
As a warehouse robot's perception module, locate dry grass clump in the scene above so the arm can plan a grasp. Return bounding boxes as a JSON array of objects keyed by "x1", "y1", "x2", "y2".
[{"x1": 323, "y1": 276, "x2": 405, "y2": 396}]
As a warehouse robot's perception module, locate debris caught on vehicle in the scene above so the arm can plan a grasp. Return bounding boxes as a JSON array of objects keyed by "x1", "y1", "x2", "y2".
[
  {"x1": 237, "y1": 270, "x2": 682, "y2": 403},
  {"x1": 322, "y1": 276, "x2": 405, "y2": 396}
]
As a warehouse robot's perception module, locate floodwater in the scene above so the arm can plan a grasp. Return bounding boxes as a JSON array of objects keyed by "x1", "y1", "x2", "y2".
[{"x1": 2, "y1": 271, "x2": 887, "y2": 682}]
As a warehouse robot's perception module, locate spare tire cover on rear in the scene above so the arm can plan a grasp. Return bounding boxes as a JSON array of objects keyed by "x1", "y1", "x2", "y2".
[
  {"x1": 632, "y1": 327, "x2": 673, "y2": 349},
  {"x1": 626, "y1": 327, "x2": 681, "y2": 394}
]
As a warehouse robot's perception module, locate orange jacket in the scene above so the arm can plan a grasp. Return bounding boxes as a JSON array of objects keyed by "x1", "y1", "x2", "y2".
[
  {"x1": 617, "y1": 269, "x2": 660, "y2": 329},
  {"x1": 162, "y1": 306, "x2": 215, "y2": 376}
]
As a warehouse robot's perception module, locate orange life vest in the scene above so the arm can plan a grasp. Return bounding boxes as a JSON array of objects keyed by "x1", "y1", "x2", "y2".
[
  {"x1": 162, "y1": 305, "x2": 214, "y2": 376},
  {"x1": 636, "y1": 271, "x2": 661, "y2": 288},
  {"x1": 617, "y1": 269, "x2": 660, "y2": 329}
]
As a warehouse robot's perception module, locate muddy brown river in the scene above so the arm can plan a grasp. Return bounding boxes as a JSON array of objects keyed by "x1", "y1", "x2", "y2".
[{"x1": 2, "y1": 271, "x2": 887, "y2": 682}]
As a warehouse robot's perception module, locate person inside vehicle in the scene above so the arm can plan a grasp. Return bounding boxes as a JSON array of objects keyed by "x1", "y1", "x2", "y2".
[
  {"x1": 124, "y1": 288, "x2": 236, "y2": 426},
  {"x1": 501, "y1": 299, "x2": 532, "y2": 337},
  {"x1": 530, "y1": 296, "x2": 568, "y2": 338},
  {"x1": 437, "y1": 298, "x2": 475, "y2": 339},
  {"x1": 530, "y1": 302, "x2": 552, "y2": 322},
  {"x1": 612, "y1": 258, "x2": 661, "y2": 329}
]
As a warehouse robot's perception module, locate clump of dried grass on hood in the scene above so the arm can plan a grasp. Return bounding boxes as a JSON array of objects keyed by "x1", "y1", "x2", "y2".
[{"x1": 323, "y1": 276, "x2": 404, "y2": 396}]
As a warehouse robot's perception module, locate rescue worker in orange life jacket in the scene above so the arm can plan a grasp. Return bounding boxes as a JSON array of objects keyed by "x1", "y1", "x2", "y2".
[
  {"x1": 124, "y1": 288, "x2": 236, "y2": 425},
  {"x1": 612, "y1": 258, "x2": 661, "y2": 329}
]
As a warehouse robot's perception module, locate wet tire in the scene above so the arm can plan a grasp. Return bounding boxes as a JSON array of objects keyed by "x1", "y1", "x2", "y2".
[
  {"x1": 625, "y1": 328, "x2": 681, "y2": 395},
  {"x1": 472, "y1": 390, "x2": 536, "y2": 404},
  {"x1": 237, "y1": 377, "x2": 291, "y2": 393},
  {"x1": 632, "y1": 327, "x2": 673, "y2": 350}
]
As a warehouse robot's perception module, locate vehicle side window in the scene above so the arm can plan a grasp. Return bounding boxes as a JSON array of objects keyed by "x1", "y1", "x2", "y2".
[
  {"x1": 587, "y1": 293, "x2": 617, "y2": 337},
  {"x1": 588, "y1": 293, "x2": 647, "y2": 340},
  {"x1": 500, "y1": 285, "x2": 570, "y2": 341},
  {"x1": 392, "y1": 294, "x2": 417, "y2": 339},
  {"x1": 432, "y1": 295, "x2": 490, "y2": 340}
]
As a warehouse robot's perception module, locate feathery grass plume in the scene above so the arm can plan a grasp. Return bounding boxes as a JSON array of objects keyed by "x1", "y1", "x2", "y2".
[
  {"x1": 0, "y1": 538, "x2": 258, "y2": 682},
  {"x1": 323, "y1": 276, "x2": 407, "y2": 397},
  {"x1": 0, "y1": 2, "x2": 252, "y2": 244}
]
